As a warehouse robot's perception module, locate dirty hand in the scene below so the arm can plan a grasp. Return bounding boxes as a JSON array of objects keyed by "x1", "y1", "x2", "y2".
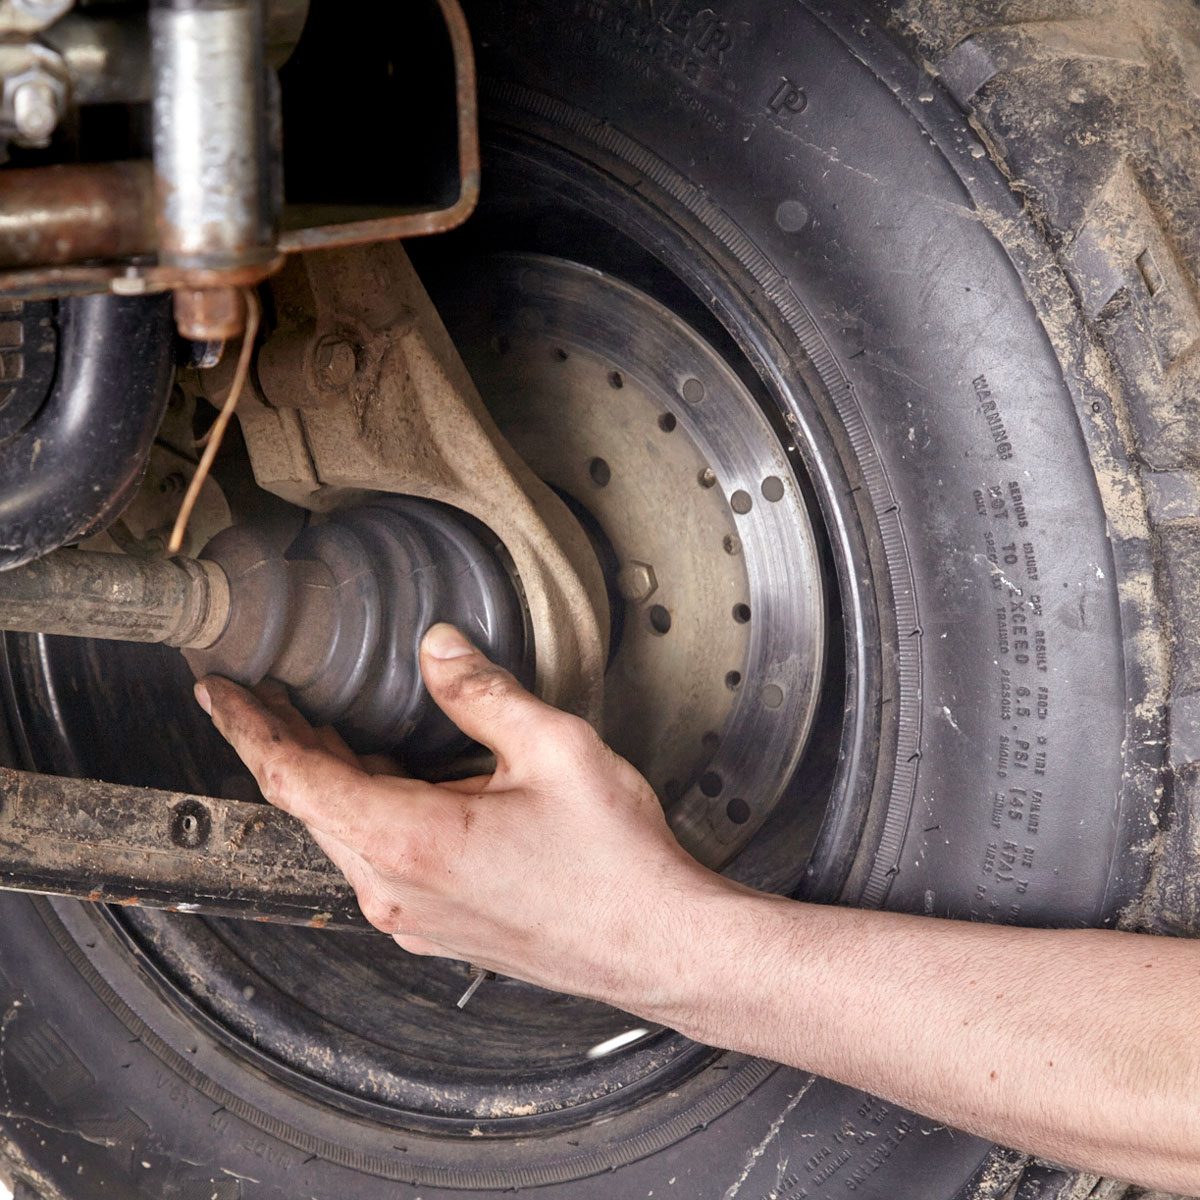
[
  {"x1": 193, "y1": 623, "x2": 730, "y2": 1019},
  {"x1": 195, "y1": 626, "x2": 1200, "y2": 1193}
]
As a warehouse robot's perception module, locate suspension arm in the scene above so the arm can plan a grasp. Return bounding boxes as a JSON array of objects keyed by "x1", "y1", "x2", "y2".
[{"x1": 0, "y1": 766, "x2": 368, "y2": 930}]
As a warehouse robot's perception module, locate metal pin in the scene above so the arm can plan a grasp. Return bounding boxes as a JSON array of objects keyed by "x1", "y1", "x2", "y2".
[{"x1": 456, "y1": 964, "x2": 494, "y2": 1009}]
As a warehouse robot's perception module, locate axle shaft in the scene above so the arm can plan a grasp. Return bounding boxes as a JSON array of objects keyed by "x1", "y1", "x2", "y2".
[
  {"x1": 0, "y1": 498, "x2": 528, "y2": 758},
  {"x1": 0, "y1": 546, "x2": 229, "y2": 647}
]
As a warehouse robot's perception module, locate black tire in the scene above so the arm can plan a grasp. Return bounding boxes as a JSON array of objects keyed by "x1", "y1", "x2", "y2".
[{"x1": 0, "y1": 2, "x2": 1196, "y2": 1198}]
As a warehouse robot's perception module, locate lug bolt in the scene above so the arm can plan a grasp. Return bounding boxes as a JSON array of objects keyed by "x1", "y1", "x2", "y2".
[
  {"x1": 11, "y1": 77, "x2": 59, "y2": 145},
  {"x1": 617, "y1": 560, "x2": 658, "y2": 604}
]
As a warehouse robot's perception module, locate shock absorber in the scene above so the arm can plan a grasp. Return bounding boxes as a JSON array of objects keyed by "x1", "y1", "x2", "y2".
[
  {"x1": 149, "y1": 0, "x2": 278, "y2": 340},
  {"x1": 0, "y1": 499, "x2": 528, "y2": 761}
]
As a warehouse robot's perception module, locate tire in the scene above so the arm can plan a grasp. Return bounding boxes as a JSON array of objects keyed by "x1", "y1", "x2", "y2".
[{"x1": 0, "y1": 2, "x2": 1196, "y2": 1198}]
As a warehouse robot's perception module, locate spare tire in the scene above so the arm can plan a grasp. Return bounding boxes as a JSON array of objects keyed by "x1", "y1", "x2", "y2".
[{"x1": 0, "y1": 1, "x2": 1196, "y2": 1198}]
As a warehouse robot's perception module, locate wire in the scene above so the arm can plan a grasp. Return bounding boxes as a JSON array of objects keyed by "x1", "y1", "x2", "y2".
[{"x1": 168, "y1": 288, "x2": 261, "y2": 556}]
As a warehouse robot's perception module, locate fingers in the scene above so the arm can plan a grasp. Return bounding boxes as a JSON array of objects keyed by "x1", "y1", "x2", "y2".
[
  {"x1": 420, "y1": 623, "x2": 572, "y2": 770},
  {"x1": 315, "y1": 725, "x2": 360, "y2": 768},
  {"x1": 434, "y1": 774, "x2": 491, "y2": 795},
  {"x1": 195, "y1": 675, "x2": 413, "y2": 847},
  {"x1": 244, "y1": 681, "x2": 353, "y2": 763},
  {"x1": 254, "y1": 680, "x2": 388, "y2": 770}
]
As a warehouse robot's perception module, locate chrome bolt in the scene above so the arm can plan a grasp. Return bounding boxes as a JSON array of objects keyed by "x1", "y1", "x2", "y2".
[
  {"x1": 11, "y1": 77, "x2": 59, "y2": 145},
  {"x1": 12, "y1": 0, "x2": 73, "y2": 25},
  {"x1": 617, "y1": 560, "x2": 658, "y2": 604}
]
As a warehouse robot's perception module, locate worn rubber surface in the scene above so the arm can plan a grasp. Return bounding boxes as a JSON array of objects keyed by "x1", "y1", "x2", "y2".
[{"x1": 0, "y1": 1, "x2": 1196, "y2": 1197}]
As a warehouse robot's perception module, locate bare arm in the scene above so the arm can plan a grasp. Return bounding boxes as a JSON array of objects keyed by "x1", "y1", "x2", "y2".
[
  {"x1": 671, "y1": 890, "x2": 1200, "y2": 1193},
  {"x1": 195, "y1": 623, "x2": 1200, "y2": 1195}
]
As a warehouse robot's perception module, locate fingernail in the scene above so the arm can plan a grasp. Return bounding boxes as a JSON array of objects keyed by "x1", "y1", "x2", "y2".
[
  {"x1": 193, "y1": 681, "x2": 212, "y2": 716},
  {"x1": 423, "y1": 622, "x2": 474, "y2": 660}
]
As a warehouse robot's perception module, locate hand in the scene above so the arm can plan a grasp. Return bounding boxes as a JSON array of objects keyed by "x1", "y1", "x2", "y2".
[
  {"x1": 193, "y1": 622, "x2": 728, "y2": 1018},
  {"x1": 196, "y1": 627, "x2": 1200, "y2": 1193}
]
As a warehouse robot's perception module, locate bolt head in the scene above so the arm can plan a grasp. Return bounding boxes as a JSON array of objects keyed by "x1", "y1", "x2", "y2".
[
  {"x1": 173, "y1": 286, "x2": 244, "y2": 343},
  {"x1": 315, "y1": 337, "x2": 357, "y2": 388},
  {"x1": 617, "y1": 560, "x2": 657, "y2": 603},
  {"x1": 11, "y1": 76, "x2": 59, "y2": 144},
  {"x1": 11, "y1": 0, "x2": 73, "y2": 26}
]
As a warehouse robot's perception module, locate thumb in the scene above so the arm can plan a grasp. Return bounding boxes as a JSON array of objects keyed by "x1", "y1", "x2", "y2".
[{"x1": 420, "y1": 622, "x2": 558, "y2": 768}]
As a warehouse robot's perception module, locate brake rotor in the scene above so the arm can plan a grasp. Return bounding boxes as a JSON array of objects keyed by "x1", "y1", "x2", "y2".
[{"x1": 451, "y1": 255, "x2": 826, "y2": 866}]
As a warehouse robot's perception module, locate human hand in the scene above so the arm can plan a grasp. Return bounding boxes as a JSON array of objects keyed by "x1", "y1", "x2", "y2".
[{"x1": 193, "y1": 622, "x2": 730, "y2": 1019}]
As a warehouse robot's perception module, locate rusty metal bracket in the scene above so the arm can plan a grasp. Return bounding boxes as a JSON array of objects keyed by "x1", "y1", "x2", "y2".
[
  {"x1": 0, "y1": 766, "x2": 367, "y2": 931},
  {"x1": 277, "y1": 0, "x2": 479, "y2": 252},
  {"x1": 234, "y1": 241, "x2": 610, "y2": 721},
  {"x1": 0, "y1": 0, "x2": 479, "y2": 306}
]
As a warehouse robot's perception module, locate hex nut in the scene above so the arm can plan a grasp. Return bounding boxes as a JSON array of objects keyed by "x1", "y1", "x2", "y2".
[
  {"x1": 2, "y1": 63, "x2": 65, "y2": 147},
  {"x1": 8, "y1": 0, "x2": 73, "y2": 31},
  {"x1": 617, "y1": 560, "x2": 658, "y2": 603}
]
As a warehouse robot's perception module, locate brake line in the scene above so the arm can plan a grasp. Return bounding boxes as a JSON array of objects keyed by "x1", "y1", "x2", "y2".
[{"x1": 168, "y1": 288, "x2": 261, "y2": 555}]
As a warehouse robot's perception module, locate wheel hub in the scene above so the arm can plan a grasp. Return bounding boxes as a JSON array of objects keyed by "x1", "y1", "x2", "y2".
[{"x1": 453, "y1": 255, "x2": 827, "y2": 865}]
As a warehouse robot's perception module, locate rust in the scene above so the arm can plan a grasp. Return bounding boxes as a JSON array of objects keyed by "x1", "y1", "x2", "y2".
[
  {"x1": 0, "y1": 765, "x2": 368, "y2": 931},
  {"x1": 0, "y1": 161, "x2": 157, "y2": 272},
  {"x1": 0, "y1": 255, "x2": 286, "y2": 303},
  {"x1": 0, "y1": 0, "x2": 476, "y2": 301},
  {"x1": 173, "y1": 285, "x2": 246, "y2": 341},
  {"x1": 0, "y1": 547, "x2": 231, "y2": 649}
]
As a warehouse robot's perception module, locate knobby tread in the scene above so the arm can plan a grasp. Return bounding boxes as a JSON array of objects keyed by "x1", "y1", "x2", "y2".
[
  {"x1": 883, "y1": 0, "x2": 1200, "y2": 924},
  {"x1": 882, "y1": 2, "x2": 1200, "y2": 1197}
]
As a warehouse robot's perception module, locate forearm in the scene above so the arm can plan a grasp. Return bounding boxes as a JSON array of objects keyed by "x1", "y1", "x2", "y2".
[
  {"x1": 200, "y1": 641, "x2": 1200, "y2": 1193},
  {"x1": 631, "y1": 885, "x2": 1200, "y2": 1194}
]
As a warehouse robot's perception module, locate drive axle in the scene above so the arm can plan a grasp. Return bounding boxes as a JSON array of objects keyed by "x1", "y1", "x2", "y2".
[{"x1": 0, "y1": 498, "x2": 527, "y2": 759}]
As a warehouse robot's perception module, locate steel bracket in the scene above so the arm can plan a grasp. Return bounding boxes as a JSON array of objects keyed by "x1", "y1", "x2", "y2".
[{"x1": 0, "y1": 766, "x2": 368, "y2": 931}]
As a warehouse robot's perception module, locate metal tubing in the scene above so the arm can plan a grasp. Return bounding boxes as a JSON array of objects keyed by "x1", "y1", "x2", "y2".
[
  {"x1": 0, "y1": 548, "x2": 230, "y2": 647},
  {"x1": 149, "y1": 0, "x2": 272, "y2": 273},
  {"x1": 0, "y1": 161, "x2": 156, "y2": 271},
  {"x1": 41, "y1": 1, "x2": 306, "y2": 108}
]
